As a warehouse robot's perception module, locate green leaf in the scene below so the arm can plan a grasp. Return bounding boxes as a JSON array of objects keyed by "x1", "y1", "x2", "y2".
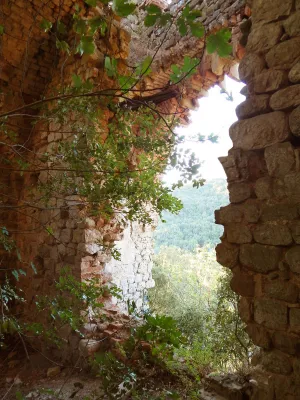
[
  {"x1": 159, "y1": 13, "x2": 172, "y2": 26},
  {"x1": 104, "y1": 56, "x2": 118, "y2": 77},
  {"x1": 182, "y1": 5, "x2": 190, "y2": 18},
  {"x1": 112, "y1": 0, "x2": 136, "y2": 17},
  {"x1": 16, "y1": 249, "x2": 22, "y2": 261},
  {"x1": 40, "y1": 19, "x2": 52, "y2": 32},
  {"x1": 190, "y1": 22, "x2": 204, "y2": 38},
  {"x1": 206, "y1": 28, "x2": 232, "y2": 57},
  {"x1": 89, "y1": 17, "x2": 106, "y2": 35},
  {"x1": 177, "y1": 18, "x2": 187, "y2": 36},
  {"x1": 72, "y1": 74, "x2": 82, "y2": 88},
  {"x1": 73, "y1": 18, "x2": 87, "y2": 35},
  {"x1": 12, "y1": 270, "x2": 19, "y2": 281},
  {"x1": 0, "y1": 25, "x2": 4, "y2": 35},
  {"x1": 85, "y1": 0, "x2": 97, "y2": 6},
  {"x1": 57, "y1": 20, "x2": 67, "y2": 34},
  {"x1": 145, "y1": 4, "x2": 161, "y2": 14},
  {"x1": 118, "y1": 75, "x2": 137, "y2": 90},
  {"x1": 144, "y1": 14, "x2": 158, "y2": 27},
  {"x1": 186, "y1": 10, "x2": 202, "y2": 22},
  {"x1": 77, "y1": 36, "x2": 95, "y2": 55},
  {"x1": 31, "y1": 262, "x2": 37, "y2": 274},
  {"x1": 56, "y1": 39, "x2": 70, "y2": 54},
  {"x1": 135, "y1": 55, "x2": 152, "y2": 77}
]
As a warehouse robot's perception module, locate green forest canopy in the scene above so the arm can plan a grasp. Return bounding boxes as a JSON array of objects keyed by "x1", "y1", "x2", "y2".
[{"x1": 155, "y1": 178, "x2": 229, "y2": 251}]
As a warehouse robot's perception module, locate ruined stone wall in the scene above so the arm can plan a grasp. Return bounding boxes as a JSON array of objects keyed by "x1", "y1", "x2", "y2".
[{"x1": 215, "y1": 0, "x2": 300, "y2": 398}]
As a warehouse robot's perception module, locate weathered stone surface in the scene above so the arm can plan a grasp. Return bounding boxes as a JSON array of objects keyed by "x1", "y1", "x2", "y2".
[
  {"x1": 236, "y1": 94, "x2": 270, "y2": 120},
  {"x1": 60, "y1": 228, "x2": 72, "y2": 243},
  {"x1": 246, "y1": 323, "x2": 271, "y2": 349},
  {"x1": 285, "y1": 246, "x2": 300, "y2": 274},
  {"x1": 230, "y1": 268, "x2": 255, "y2": 296},
  {"x1": 252, "y1": 0, "x2": 293, "y2": 23},
  {"x1": 290, "y1": 308, "x2": 300, "y2": 332},
  {"x1": 283, "y1": 173, "x2": 300, "y2": 198},
  {"x1": 242, "y1": 201, "x2": 261, "y2": 223},
  {"x1": 289, "y1": 105, "x2": 300, "y2": 136},
  {"x1": 270, "y1": 85, "x2": 300, "y2": 110},
  {"x1": 216, "y1": 242, "x2": 239, "y2": 269},
  {"x1": 263, "y1": 280, "x2": 299, "y2": 303},
  {"x1": 261, "y1": 204, "x2": 298, "y2": 222},
  {"x1": 253, "y1": 224, "x2": 293, "y2": 246},
  {"x1": 238, "y1": 297, "x2": 253, "y2": 323},
  {"x1": 262, "y1": 350, "x2": 293, "y2": 375},
  {"x1": 272, "y1": 331, "x2": 300, "y2": 355},
  {"x1": 264, "y1": 143, "x2": 295, "y2": 177},
  {"x1": 226, "y1": 224, "x2": 252, "y2": 244},
  {"x1": 228, "y1": 182, "x2": 251, "y2": 203},
  {"x1": 266, "y1": 38, "x2": 300, "y2": 69},
  {"x1": 229, "y1": 112, "x2": 289, "y2": 151},
  {"x1": 238, "y1": 53, "x2": 265, "y2": 83},
  {"x1": 255, "y1": 177, "x2": 273, "y2": 200},
  {"x1": 283, "y1": 11, "x2": 300, "y2": 37},
  {"x1": 240, "y1": 244, "x2": 281, "y2": 273},
  {"x1": 289, "y1": 221, "x2": 300, "y2": 244},
  {"x1": 79, "y1": 339, "x2": 102, "y2": 356},
  {"x1": 215, "y1": 205, "x2": 243, "y2": 224},
  {"x1": 253, "y1": 70, "x2": 288, "y2": 94},
  {"x1": 289, "y1": 63, "x2": 300, "y2": 84},
  {"x1": 254, "y1": 298, "x2": 288, "y2": 330},
  {"x1": 247, "y1": 23, "x2": 282, "y2": 53}
]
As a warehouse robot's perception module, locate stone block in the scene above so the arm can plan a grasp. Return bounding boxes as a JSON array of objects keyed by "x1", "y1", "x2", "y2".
[
  {"x1": 60, "y1": 228, "x2": 72, "y2": 243},
  {"x1": 215, "y1": 205, "x2": 243, "y2": 224},
  {"x1": 72, "y1": 229, "x2": 83, "y2": 243},
  {"x1": 285, "y1": 246, "x2": 300, "y2": 274},
  {"x1": 251, "y1": 0, "x2": 293, "y2": 23},
  {"x1": 216, "y1": 242, "x2": 239, "y2": 269},
  {"x1": 262, "y1": 350, "x2": 293, "y2": 375},
  {"x1": 270, "y1": 85, "x2": 300, "y2": 110},
  {"x1": 264, "y1": 143, "x2": 295, "y2": 177},
  {"x1": 238, "y1": 297, "x2": 253, "y2": 323},
  {"x1": 238, "y1": 53, "x2": 265, "y2": 83},
  {"x1": 236, "y1": 94, "x2": 270, "y2": 120},
  {"x1": 283, "y1": 11, "x2": 300, "y2": 37},
  {"x1": 289, "y1": 105, "x2": 300, "y2": 136},
  {"x1": 246, "y1": 323, "x2": 271, "y2": 349},
  {"x1": 272, "y1": 331, "x2": 300, "y2": 355},
  {"x1": 79, "y1": 339, "x2": 102, "y2": 356},
  {"x1": 289, "y1": 221, "x2": 300, "y2": 244},
  {"x1": 266, "y1": 37, "x2": 300, "y2": 69},
  {"x1": 240, "y1": 243, "x2": 281, "y2": 273},
  {"x1": 229, "y1": 112, "x2": 289, "y2": 151},
  {"x1": 247, "y1": 22, "x2": 282, "y2": 53},
  {"x1": 255, "y1": 177, "x2": 273, "y2": 200},
  {"x1": 261, "y1": 204, "x2": 298, "y2": 222},
  {"x1": 84, "y1": 229, "x2": 102, "y2": 244},
  {"x1": 263, "y1": 280, "x2": 299, "y2": 303},
  {"x1": 283, "y1": 172, "x2": 300, "y2": 198},
  {"x1": 228, "y1": 182, "x2": 251, "y2": 203},
  {"x1": 253, "y1": 70, "x2": 288, "y2": 93},
  {"x1": 254, "y1": 298, "x2": 288, "y2": 330},
  {"x1": 253, "y1": 223, "x2": 292, "y2": 246},
  {"x1": 230, "y1": 268, "x2": 255, "y2": 296},
  {"x1": 226, "y1": 224, "x2": 252, "y2": 244},
  {"x1": 289, "y1": 62, "x2": 300, "y2": 83},
  {"x1": 290, "y1": 308, "x2": 300, "y2": 332}
]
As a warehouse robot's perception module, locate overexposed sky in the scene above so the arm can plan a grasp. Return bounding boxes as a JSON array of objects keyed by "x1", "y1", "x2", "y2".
[{"x1": 166, "y1": 75, "x2": 245, "y2": 183}]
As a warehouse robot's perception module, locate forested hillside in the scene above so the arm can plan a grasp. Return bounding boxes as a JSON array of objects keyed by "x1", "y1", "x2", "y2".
[{"x1": 155, "y1": 179, "x2": 229, "y2": 251}]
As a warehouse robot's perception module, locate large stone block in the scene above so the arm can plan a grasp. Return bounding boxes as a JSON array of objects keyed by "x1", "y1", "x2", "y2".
[
  {"x1": 229, "y1": 112, "x2": 289, "y2": 151},
  {"x1": 289, "y1": 63, "x2": 300, "y2": 83},
  {"x1": 283, "y1": 11, "x2": 300, "y2": 37},
  {"x1": 238, "y1": 53, "x2": 265, "y2": 83},
  {"x1": 252, "y1": 0, "x2": 293, "y2": 23},
  {"x1": 285, "y1": 246, "x2": 300, "y2": 274},
  {"x1": 289, "y1": 105, "x2": 300, "y2": 136},
  {"x1": 236, "y1": 95, "x2": 270, "y2": 120},
  {"x1": 272, "y1": 331, "x2": 300, "y2": 355},
  {"x1": 261, "y1": 203, "x2": 298, "y2": 222},
  {"x1": 238, "y1": 297, "x2": 253, "y2": 323},
  {"x1": 230, "y1": 268, "x2": 255, "y2": 296},
  {"x1": 226, "y1": 224, "x2": 252, "y2": 244},
  {"x1": 253, "y1": 224, "x2": 293, "y2": 246},
  {"x1": 254, "y1": 298, "x2": 288, "y2": 330},
  {"x1": 240, "y1": 243, "x2": 281, "y2": 273},
  {"x1": 264, "y1": 143, "x2": 295, "y2": 177},
  {"x1": 266, "y1": 37, "x2": 300, "y2": 69},
  {"x1": 247, "y1": 22, "x2": 282, "y2": 53},
  {"x1": 215, "y1": 205, "x2": 243, "y2": 224},
  {"x1": 215, "y1": 242, "x2": 239, "y2": 269},
  {"x1": 261, "y1": 350, "x2": 293, "y2": 375},
  {"x1": 263, "y1": 280, "x2": 299, "y2": 303},
  {"x1": 246, "y1": 323, "x2": 271, "y2": 349},
  {"x1": 270, "y1": 85, "x2": 300, "y2": 110},
  {"x1": 253, "y1": 70, "x2": 288, "y2": 93},
  {"x1": 289, "y1": 221, "x2": 300, "y2": 244},
  {"x1": 255, "y1": 177, "x2": 273, "y2": 200},
  {"x1": 228, "y1": 182, "x2": 251, "y2": 203},
  {"x1": 290, "y1": 308, "x2": 300, "y2": 333}
]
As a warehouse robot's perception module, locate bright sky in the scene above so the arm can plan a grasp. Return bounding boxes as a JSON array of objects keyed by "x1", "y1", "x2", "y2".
[{"x1": 166, "y1": 75, "x2": 245, "y2": 183}]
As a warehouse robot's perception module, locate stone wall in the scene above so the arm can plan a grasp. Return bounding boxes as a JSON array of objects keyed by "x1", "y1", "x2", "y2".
[{"x1": 215, "y1": 0, "x2": 300, "y2": 398}]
